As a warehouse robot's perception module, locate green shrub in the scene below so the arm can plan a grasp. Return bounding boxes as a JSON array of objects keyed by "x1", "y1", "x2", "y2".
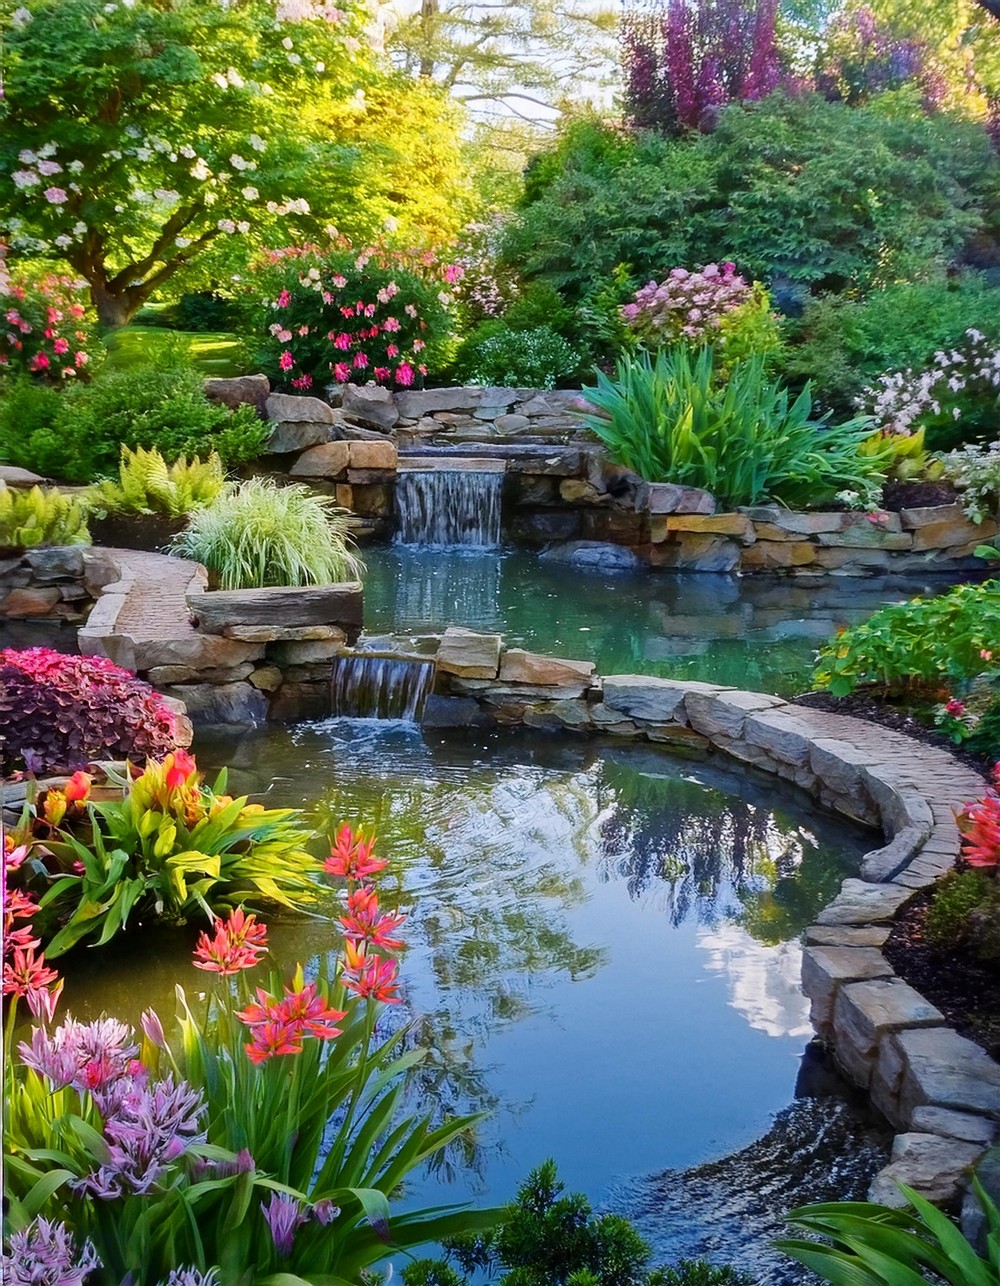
[
  {"x1": 780, "y1": 276, "x2": 1000, "y2": 416},
  {"x1": 926, "y1": 869, "x2": 1000, "y2": 960},
  {"x1": 0, "y1": 484, "x2": 90, "y2": 550},
  {"x1": 503, "y1": 96, "x2": 1000, "y2": 303},
  {"x1": 0, "y1": 363, "x2": 267, "y2": 483},
  {"x1": 455, "y1": 324, "x2": 583, "y2": 388},
  {"x1": 88, "y1": 446, "x2": 228, "y2": 518},
  {"x1": 578, "y1": 347, "x2": 888, "y2": 508},
  {"x1": 172, "y1": 477, "x2": 363, "y2": 589},
  {"x1": 966, "y1": 696, "x2": 1000, "y2": 761},
  {"x1": 813, "y1": 580, "x2": 1000, "y2": 696}
]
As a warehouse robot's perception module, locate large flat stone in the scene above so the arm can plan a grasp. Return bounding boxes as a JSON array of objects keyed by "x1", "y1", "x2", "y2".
[
  {"x1": 876, "y1": 1027, "x2": 1000, "y2": 1126},
  {"x1": 861, "y1": 827, "x2": 927, "y2": 883},
  {"x1": 741, "y1": 541, "x2": 817, "y2": 570},
  {"x1": 131, "y1": 634, "x2": 263, "y2": 672},
  {"x1": 801, "y1": 945, "x2": 895, "y2": 1027},
  {"x1": 804, "y1": 924, "x2": 891, "y2": 948},
  {"x1": 267, "y1": 420, "x2": 336, "y2": 454},
  {"x1": 395, "y1": 388, "x2": 484, "y2": 418},
  {"x1": 164, "y1": 681, "x2": 269, "y2": 726},
  {"x1": 911, "y1": 1106, "x2": 999, "y2": 1147},
  {"x1": 348, "y1": 440, "x2": 397, "y2": 470},
  {"x1": 436, "y1": 627, "x2": 501, "y2": 679},
  {"x1": 645, "y1": 483, "x2": 716, "y2": 515},
  {"x1": 499, "y1": 649, "x2": 595, "y2": 687},
  {"x1": 187, "y1": 584, "x2": 363, "y2": 632},
  {"x1": 664, "y1": 513, "x2": 755, "y2": 542},
  {"x1": 911, "y1": 516, "x2": 996, "y2": 552},
  {"x1": 743, "y1": 709, "x2": 816, "y2": 766},
  {"x1": 24, "y1": 546, "x2": 86, "y2": 580},
  {"x1": 341, "y1": 385, "x2": 399, "y2": 431},
  {"x1": 538, "y1": 541, "x2": 641, "y2": 571},
  {"x1": 204, "y1": 374, "x2": 269, "y2": 416},
  {"x1": 288, "y1": 442, "x2": 351, "y2": 478},
  {"x1": 602, "y1": 676, "x2": 721, "y2": 724},
  {"x1": 652, "y1": 534, "x2": 741, "y2": 572},
  {"x1": 266, "y1": 392, "x2": 337, "y2": 424},
  {"x1": 222, "y1": 624, "x2": 346, "y2": 642},
  {"x1": 816, "y1": 878, "x2": 915, "y2": 926},
  {"x1": 835, "y1": 978, "x2": 943, "y2": 1085},
  {"x1": 683, "y1": 689, "x2": 785, "y2": 741},
  {"x1": 868, "y1": 1133, "x2": 985, "y2": 1208},
  {"x1": 808, "y1": 738, "x2": 873, "y2": 800}
]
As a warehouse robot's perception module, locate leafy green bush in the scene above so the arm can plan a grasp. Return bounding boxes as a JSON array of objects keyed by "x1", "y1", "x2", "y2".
[
  {"x1": 87, "y1": 446, "x2": 228, "y2": 518},
  {"x1": 966, "y1": 696, "x2": 1000, "y2": 761},
  {"x1": 777, "y1": 1178, "x2": 1000, "y2": 1286},
  {"x1": 0, "y1": 364, "x2": 267, "y2": 483},
  {"x1": 579, "y1": 348, "x2": 887, "y2": 508},
  {"x1": 813, "y1": 581, "x2": 1000, "y2": 696},
  {"x1": 455, "y1": 324, "x2": 583, "y2": 388},
  {"x1": 926, "y1": 869, "x2": 1000, "y2": 961},
  {"x1": 404, "y1": 1159, "x2": 751, "y2": 1286},
  {"x1": 503, "y1": 97, "x2": 1000, "y2": 302},
  {"x1": 0, "y1": 484, "x2": 89, "y2": 550},
  {"x1": 173, "y1": 477, "x2": 363, "y2": 589},
  {"x1": 779, "y1": 276, "x2": 1000, "y2": 416}
]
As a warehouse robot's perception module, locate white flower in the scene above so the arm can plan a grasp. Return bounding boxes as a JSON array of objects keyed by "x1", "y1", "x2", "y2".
[
  {"x1": 315, "y1": 61, "x2": 325, "y2": 72},
  {"x1": 212, "y1": 72, "x2": 229, "y2": 89},
  {"x1": 17, "y1": 149, "x2": 38, "y2": 165},
  {"x1": 11, "y1": 7, "x2": 32, "y2": 27},
  {"x1": 287, "y1": 52, "x2": 302, "y2": 64},
  {"x1": 68, "y1": 159, "x2": 85, "y2": 174},
  {"x1": 191, "y1": 158, "x2": 212, "y2": 181},
  {"x1": 125, "y1": 124, "x2": 141, "y2": 139},
  {"x1": 72, "y1": 221, "x2": 87, "y2": 235},
  {"x1": 176, "y1": 236, "x2": 191, "y2": 248},
  {"x1": 54, "y1": 234, "x2": 73, "y2": 248},
  {"x1": 204, "y1": 191, "x2": 217, "y2": 205},
  {"x1": 227, "y1": 67, "x2": 245, "y2": 88},
  {"x1": 236, "y1": 220, "x2": 250, "y2": 233},
  {"x1": 11, "y1": 170, "x2": 40, "y2": 189},
  {"x1": 217, "y1": 218, "x2": 237, "y2": 233},
  {"x1": 134, "y1": 147, "x2": 153, "y2": 161},
  {"x1": 154, "y1": 188, "x2": 180, "y2": 203},
  {"x1": 241, "y1": 185, "x2": 259, "y2": 200},
  {"x1": 178, "y1": 144, "x2": 196, "y2": 159},
  {"x1": 249, "y1": 134, "x2": 267, "y2": 153}
]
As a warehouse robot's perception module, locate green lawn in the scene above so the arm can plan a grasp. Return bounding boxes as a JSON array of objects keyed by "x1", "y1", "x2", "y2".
[{"x1": 101, "y1": 324, "x2": 253, "y2": 378}]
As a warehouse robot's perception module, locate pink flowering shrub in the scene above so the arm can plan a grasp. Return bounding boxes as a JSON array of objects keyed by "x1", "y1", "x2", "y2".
[
  {"x1": 254, "y1": 239, "x2": 454, "y2": 391},
  {"x1": 621, "y1": 262, "x2": 781, "y2": 365},
  {"x1": 0, "y1": 264, "x2": 96, "y2": 381},
  {"x1": 857, "y1": 328, "x2": 1000, "y2": 452},
  {"x1": 0, "y1": 647, "x2": 178, "y2": 775}
]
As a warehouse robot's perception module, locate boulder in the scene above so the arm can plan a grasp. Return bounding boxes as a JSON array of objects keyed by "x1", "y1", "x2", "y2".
[
  {"x1": 538, "y1": 541, "x2": 640, "y2": 571},
  {"x1": 816, "y1": 878, "x2": 915, "y2": 926},
  {"x1": 804, "y1": 924, "x2": 892, "y2": 949},
  {"x1": 683, "y1": 689, "x2": 785, "y2": 741},
  {"x1": 222, "y1": 624, "x2": 346, "y2": 642},
  {"x1": 558, "y1": 479, "x2": 608, "y2": 505},
  {"x1": 663, "y1": 513, "x2": 755, "y2": 541},
  {"x1": 395, "y1": 388, "x2": 484, "y2": 418},
  {"x1": 494, "y1": 413, "x2": 530, "y2": 434},
  {"x1": 23, "y1": 546, "x2": 86, "y2": 580},
  {"x1": 652, "y1": 534, "x2": 741, "y2": 572},
  {"x1": 422, "y1": 694, "x2": 496, "y2": 728},
  {"x1": 645, "y1": 482, "x2": 716, "y2": 515},
  {"x1": 1, "y1": 586, "x2": 62, "y2": 616},
  {"x1": 741, "y1": 540, "x2": 817, "y2": 570},
  {"x1": 0, "y1": 465, "x2": 48, "y2": 487},
  {"x1": 288, "y1": 441, "x2": 352, "y2": 478},
  {"x1": 800, "y1": 945, "x2": 895, "y2": 1028},
  {"x1": 131, "y1": 635, "x2": 263, "y2": 673},
  {"x1": 834, "y1": 977, "x2": 943, "y2": 1084},
  {"x1": 164, "y1": 681, "x2": 269, "y2": 725},
  {"x1": 436, "y1": 627, "x2": 501, "y2": 679},
  {"x1": 911, "y1": 1107, "x2": 998, "y2": 1147},
  {"x1": 266, "y1": 420, "x2": 337, "y2": 454},
  {"x1": 187, "y1": 583, "x2": 363, "y2": 632},
  {"x1": 341, "y1": 384, "x2": 399, "y2": 430},
  {"x1": 868, "y1": 1134, "x2": 985, "y2": 1208},
  {"x1": 248, "y1": 666, "x2": 284, "y2": 692},
  {"x1": 204, "y1": 374, "x2": 269, "y2": 416},
  {"x1": 348, "y1": 440, "x2": 397, "y2": 470},
  {"x1": 602, "y1": 675, "x2": 714, "y2": 724},
  {"x1": 266, "y1": 392, "x2": 337, "y2": 424},
  {"x1": 874, "y1": 1026, "x2": 1000, "y2": 1126},
  {"x1": 267, "y1": 639, "x2": 345, "y2": 665},
  {"x1": 499, "y1": 649, "x2": 595, "y2": 687}
]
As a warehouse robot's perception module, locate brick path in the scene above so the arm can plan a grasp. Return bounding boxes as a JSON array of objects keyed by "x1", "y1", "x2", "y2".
[{"x1": 105, "y1": 548, "x2": 204, "y2": 642}]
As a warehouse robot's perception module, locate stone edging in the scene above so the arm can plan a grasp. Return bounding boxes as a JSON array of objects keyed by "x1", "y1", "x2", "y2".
[{"x1": 424, "y1": 632, "x2": 1000, "y2": 1213}]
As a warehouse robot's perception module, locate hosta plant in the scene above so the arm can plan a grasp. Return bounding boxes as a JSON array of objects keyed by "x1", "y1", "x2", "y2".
[
  {"x1": 172, "y1": 477, "x2": 363, "y2": 589},
  {"x1": 88, "y1": 446, "x2": 228, "y2": 518},
  {"x1": 579, "y1": 347, "x2": 888, "y2": 508},
  {"x1": 0, "y1": 648, "x2": 177, "y2": 776},
  {"x1": 813, "y1": 581, "x2": 1000, "y2": 697},
  {"x1": 11, "y1": 751, "x2": 322, "y2": 957},
  {"x1": 2, "y1": 829, "x2": 497, "y2": 1284},
  {"x1": 777, "y1": 1180, "x2": 1000, "y2": 1286},
  {"x1": 0, "y1": 483, "x2": 90, "y2": 551}
]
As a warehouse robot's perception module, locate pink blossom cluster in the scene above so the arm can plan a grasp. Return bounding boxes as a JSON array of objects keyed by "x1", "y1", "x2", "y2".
[
  {"x1": 858, "y1": 329, "x2": 1000, "y2": 436},
  {"x1": 1, "y1": 270, "x2": 93, "y2": 379},
  {"x1": 621, "y1": 262, "x2": 751, "y2": 343}
]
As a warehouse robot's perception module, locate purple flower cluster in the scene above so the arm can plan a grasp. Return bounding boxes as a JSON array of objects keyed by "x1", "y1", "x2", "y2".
[
  {"x1": 2, "y1": 1217, "x2": 100, "y2": 1285},
  {"x1": 622, "y1": 262, "x2": 750, "y2": 342}
]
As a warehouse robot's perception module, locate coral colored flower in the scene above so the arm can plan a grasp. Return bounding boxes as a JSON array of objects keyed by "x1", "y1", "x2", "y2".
[
  {"x1": 957, "y1": 790, "x2": 1000, "y2": 868},
  {"x1": 339, "y1": 886, "x2": 405, "y2": 949},
  {"x1": 164, "y1": 748, "x2": 197, "y2": 790},
  {"x1": 341, "y1": 943, "x2": 401, "y2": 1003},
  {"x1": 3, "y1": 946, "x2": 60, "y2": 1000},
  {"x1": 64, "y1": 770, "x2": 91, "y2": 803},
  {"x1": 324, "y1": 826, "x2": 388, "y2": 880},
  {"x1": 245, "y1": 1019, "x2": 303, "y2": 1063},
  {"x1": 274, "y1": 983, "x2": 346, "y2": 1039},
  {"x1": 193, "y1": 907, "x2": 268, "y2": 974},
  {"x1": 373, "y1": 366, "x2": 390, "y2": 381},
  {"x1": 981, "y1": 649, "x2": 994, "y2": 662}
]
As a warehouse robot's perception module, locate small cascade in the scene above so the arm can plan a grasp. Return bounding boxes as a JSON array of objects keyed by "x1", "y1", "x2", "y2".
[
  {"x1": 395, "y1": 469, "x2": 503, "y2": 548},
  {"x1": 330, "y1": 650, "x2": 436, "y2": 721}
]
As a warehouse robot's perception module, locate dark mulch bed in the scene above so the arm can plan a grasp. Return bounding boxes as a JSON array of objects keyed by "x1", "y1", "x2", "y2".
[
  {"x1": 884, "y1": 890, "x2": 1000, "y2": 1060},
  {"x1": 881, "y1": 479, "x2": 959, "y2": 512},
  {"x1": 793, "y1": 689, "x2": 995, "y2": 779}
]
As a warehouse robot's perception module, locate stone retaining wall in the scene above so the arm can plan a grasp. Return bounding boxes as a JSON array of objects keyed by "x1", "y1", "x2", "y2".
[
  {"x1": 0, "y1": 546, "x2": 120, "y2": 624},
  {"x1": 420, "y1": 627, "x2": 1000, "y2": 1216},
  {"x1": 210, "y1": 381, "x2": 997, "y2": 576}
]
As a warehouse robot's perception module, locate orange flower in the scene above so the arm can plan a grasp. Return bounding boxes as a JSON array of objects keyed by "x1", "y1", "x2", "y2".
[{"x1": 64, "y1": 771, "x2": 92, "y2": 803}]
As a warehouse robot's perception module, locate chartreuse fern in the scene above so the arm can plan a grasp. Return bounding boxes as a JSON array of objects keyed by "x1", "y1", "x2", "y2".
[
  {"x1": 88, "y1": 444, "x2": 228, "y2": 517},
  {"x1": 0, "y1": 483, "x2": 90, "y2": 549}
]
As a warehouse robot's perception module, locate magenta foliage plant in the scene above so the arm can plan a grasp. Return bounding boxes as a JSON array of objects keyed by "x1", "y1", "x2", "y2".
[
  {"x1": 622, "y1": 0, "x2": 780, "y2": 133},
  {"x1": 0, "y1": 647, "x2": 178, "y2": 775}
]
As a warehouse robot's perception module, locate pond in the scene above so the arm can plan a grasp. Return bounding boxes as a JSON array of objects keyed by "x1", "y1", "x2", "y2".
[
  {"x1": 61, "y1": 720, "x2": 891, "y2": 1277},
  {"x1": 361, "y1": 545, "x2": 957, "y2": 696}
]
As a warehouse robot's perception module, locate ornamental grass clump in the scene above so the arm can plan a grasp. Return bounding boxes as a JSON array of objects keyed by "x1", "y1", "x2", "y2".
[
  {"x1": 579, "y1": 347, "x2": 887, "y2": 508},
  {"x1": 8, "y1": 751, "x2": 322, "y2": 956},
  {"x1": 2, "y1": 826, "x2": 496, "y2": 1283},
  {"x1": 172, "y1": 477, "x2": 363, "y2": 589},
  {"x1": 0, "y1": 647, "x2": 177, "y2": 776}
]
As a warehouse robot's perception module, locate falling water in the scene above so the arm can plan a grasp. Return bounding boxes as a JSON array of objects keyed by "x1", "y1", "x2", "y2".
[
  {"x1": 330, "y1": 650, "x2": 436, "y2": 721},
  {"x1": 395, "y1": 469, "x2": 503, "y2": 548}
]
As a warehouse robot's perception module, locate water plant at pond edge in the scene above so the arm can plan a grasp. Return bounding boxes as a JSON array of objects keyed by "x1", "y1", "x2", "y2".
[
  {"x1": 8, "y1": 752, "x2": 321, "y2": 957},
  {"x1": 776, "y1": 1180, "x2": 1000, "y2": 1285},
  {"x1": 813, "y1": 581, "x2": 1000, "y2": 697},
  {"x1": 172, "y1": 478, "x2": 363, "y2": 590},
  {"x1": 0, "y1": 648, "x2": 179, "y2": 776},
  {"x1": 578, "y1": 348, "x2": 888, "y2": 508},
  {"x1": 3, "y1": 829, "x2": 496, "y2": 1284}
]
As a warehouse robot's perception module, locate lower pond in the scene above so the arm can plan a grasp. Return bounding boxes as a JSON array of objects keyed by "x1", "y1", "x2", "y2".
[{"x1": 62, "y1": 720, "x2": 891, "y2": 1277}]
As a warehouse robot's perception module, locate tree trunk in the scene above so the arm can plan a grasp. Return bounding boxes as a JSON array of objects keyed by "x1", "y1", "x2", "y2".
[{"x1": 90, "y1": 282, "x2": 138, "y2": 330}]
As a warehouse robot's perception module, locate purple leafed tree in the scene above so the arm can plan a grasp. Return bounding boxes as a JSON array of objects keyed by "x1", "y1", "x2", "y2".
[{"x1": 622, "y1": 0, "x2": 780, "y2": 134}]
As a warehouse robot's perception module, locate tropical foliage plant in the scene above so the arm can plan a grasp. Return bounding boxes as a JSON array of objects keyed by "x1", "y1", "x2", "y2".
[
  {"x1": 813, "y1": 581, "x2": 1000, "y2": 697},
  {"x1": 87, "y1": 446, "x2": 228, "y2": 518},
  {"x1": 254, "y1": 240, "x2": 455, "y2": 392},
  {"x1": 2, "y1": 828, "x2": 497, "y2": 1283},
  {"x1": 0, "y1": 484, "x2": 90, "y2": 550},
  {"x1": 0, "y1": 648, "x2": 178, "y2": 776},
  {"x1": 578, "y1": 347, "x2": 887, "y2": 507},
  {"x1": 172, "y1": 478, "x2": 363, "y2": 589},
  {"x1": 10, "y1": 752, "x2": 322, "y2": 957},
  {"x1": 776, "y1": 1180, "x2": 1000, "y2": 1286}
]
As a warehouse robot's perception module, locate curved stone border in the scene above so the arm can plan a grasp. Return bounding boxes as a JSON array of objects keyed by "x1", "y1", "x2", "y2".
[{"x1": 424, "y1": 639, "x2": 1000, "y2": 1212}]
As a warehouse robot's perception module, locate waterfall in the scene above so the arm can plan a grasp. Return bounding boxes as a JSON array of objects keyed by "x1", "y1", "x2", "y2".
[
  {"x1": 395, "y1": 469, "x2": 503, "y2": 548},
  {"x1": 330, "y1": 651, "x2": 436, "y2": 721}
]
